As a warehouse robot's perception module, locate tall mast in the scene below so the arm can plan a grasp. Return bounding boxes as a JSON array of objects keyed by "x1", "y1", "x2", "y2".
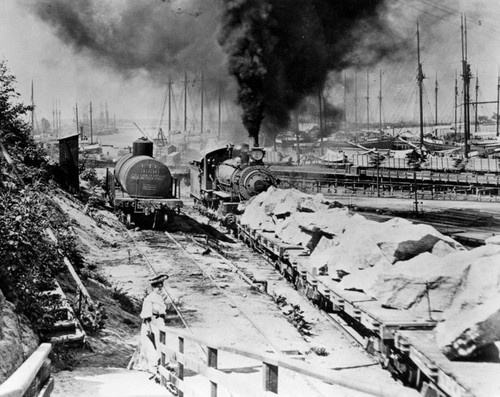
[
  {"x1": 434, "y1": 72, "x2": 438, "y2": 127},
  {"x1": 461, "y1": 14, "x2": 471, "y2": 158},
  {"x1": 168, "y1": 76, "x2": 172, "y2": 133},
  {"x1": 200, "y1": 71, "x2": 204, "y2": 136},
  {"x1": 75, "y1": 102, "x2": 79, "y2": 135},
  {"x1": 89, "y1": 101, "x2": 93, "y2": 144},
  {"x1": 31, "y1": 81, "x2": 34, "y2": 135},
  {"x1": 378, "y1": 69, "x2": 382, "y2": 130},
  {"x1": 52, "y1": 100, "x2": 55, "y2": 135},
  {"x1": 354, "y1": 68, "x2": 358, "y2": 130},
  {"x1": 417, "y1": 22, "x2": 425, "y2": 152},
  {"x1": 454, "y1": 71, "x2": 458, "y2": 140},
  {"x1": 58, "y1": 99, "x2": 61, "y2": 135},
  {"x1": 319, "y1": 87, "x2": 323, "y2": 153},
  {"x1": 474, "y1": 72, "x2": 479, "y2": 133},
  {"x1": 343, "y1": 70, "x2": 347, "y2": 130},
  {"x1": 105, "y1": 102, "x2": 109, "y2": 127},
  {"x1": 497, "y1": 72, "x2": 500, "y2": 137},
  {"x1": 218, "y1": 80, "x2": 222, "y2": 140},
  {"x1": 366, "y1": 68, "x2": 370, "y2": 130},
  {"x1": 184, "y1": 70, "x2": 188, "y2": 132}
]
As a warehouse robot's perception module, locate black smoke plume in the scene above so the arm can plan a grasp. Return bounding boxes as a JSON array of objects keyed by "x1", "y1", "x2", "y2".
[
  {"x1": 218, "y1": 0, "x2": 410, "y2": 146},
  {"x1": 28, "y1": 0, "x2": 227, "y2": 87}
]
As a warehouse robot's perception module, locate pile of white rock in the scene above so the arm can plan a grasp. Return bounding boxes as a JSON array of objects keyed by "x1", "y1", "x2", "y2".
[{"x1": 239, "y1": 187, "x2": 500, "y2": 360}]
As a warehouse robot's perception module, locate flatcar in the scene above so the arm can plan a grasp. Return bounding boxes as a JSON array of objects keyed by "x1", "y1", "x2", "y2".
[
  {"x1": 189, "y1": 143, "x2": 277, "y2": 227},
  {"x1": 106, "y1": 137, "x2": 182, "y2": 229}
]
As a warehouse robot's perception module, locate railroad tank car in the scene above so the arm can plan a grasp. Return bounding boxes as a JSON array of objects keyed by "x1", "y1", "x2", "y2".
[
  {"x1": 106, "y1": 137, "x2": 182, "y2": 229},
  {"x1": 189, "y1": 143, "x2": 277, "y2": 227}
]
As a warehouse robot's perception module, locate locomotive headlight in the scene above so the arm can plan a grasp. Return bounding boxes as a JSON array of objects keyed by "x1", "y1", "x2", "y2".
[{"x1": 250, "y1": 148, "x2": 264, "y2": 161}]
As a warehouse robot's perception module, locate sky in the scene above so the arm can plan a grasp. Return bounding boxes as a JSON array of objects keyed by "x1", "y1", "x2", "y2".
[{"x1": 2, "y1": 0, "x2": 500, "y2": 133}]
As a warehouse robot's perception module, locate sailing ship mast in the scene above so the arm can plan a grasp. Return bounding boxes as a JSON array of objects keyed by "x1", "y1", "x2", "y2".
[
  {"x1": 200, "y1": 70, "x2": 204, "y2": 136},
  {"x1": 434, "y1": 73, "x2": 438, "y2": 127},
  {"x1": 75, "y1": 102, "x2": 79, "y2": 135},
  {"x1": 461, "y1": 15, "x2": 471, "y2": 158},
  {"x1": 89, "y1": 101, "x2": 94, "y2": 144},
  {"x1": 497, "y1": 73, "x2": 500, "y2": 137},
  {"x1": 354, "y1": 68, "x2": 358, "y2": 130},
  {"x1": 378, "y1": 69, "x2": 382, "y2": 130},
  {"x1": 417, "y1": 22, "x2": 425, "y2": 152},
  {"x1": 318, "y1": 87, "x2": 323, "y2": 154},
  {"x1": 31, "y1": 81, "x2": 35, "y2": 135},
  {"x1": 454, "y1": 72, "x2": 458, "y2": 140},
  {"x1": 366, "y1": 68, "x2": 370, "y2": 130}
]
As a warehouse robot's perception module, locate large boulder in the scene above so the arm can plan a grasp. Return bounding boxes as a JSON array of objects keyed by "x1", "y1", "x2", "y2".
[
  {"x1": 435, "y1": 252, "x2": 500, "y2": 360},
  {"x1": 368, "y1": 245, "x2": 500, "y2": 313}
]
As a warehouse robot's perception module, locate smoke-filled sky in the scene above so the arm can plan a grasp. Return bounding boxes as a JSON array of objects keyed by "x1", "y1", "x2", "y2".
[{"x1": 1, "y1": 0, "x2": 500, "y2": 138}]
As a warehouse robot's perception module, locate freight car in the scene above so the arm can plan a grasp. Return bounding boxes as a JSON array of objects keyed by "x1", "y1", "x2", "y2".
[
  {"x1": 106, "y1": 137, "x2": 182, "y2": 229},
  {"x1": 189, "y1": 143, "x2": 277, "y2": 227},
  {"x1": 236, "y1": 221, "x2": 500, "y2": 397}
]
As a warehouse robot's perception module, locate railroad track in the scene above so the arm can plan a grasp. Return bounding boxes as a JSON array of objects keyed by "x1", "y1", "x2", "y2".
[{"x1": 124, "y1": 214, "x2": 389, "y2": 395}]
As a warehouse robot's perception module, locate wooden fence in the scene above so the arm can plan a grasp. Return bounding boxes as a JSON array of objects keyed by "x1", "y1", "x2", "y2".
[{"x1": 153, "y1": 326, "x2": 420, "y2": 397}]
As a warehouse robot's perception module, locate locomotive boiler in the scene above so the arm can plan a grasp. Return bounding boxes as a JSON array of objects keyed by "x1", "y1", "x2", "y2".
[
  {"x1": 107, "y1": 137, "x2": 182, "y2": 229},
  {"x1": 190, "y1": 143, "x2": 277, "y2": 226}
]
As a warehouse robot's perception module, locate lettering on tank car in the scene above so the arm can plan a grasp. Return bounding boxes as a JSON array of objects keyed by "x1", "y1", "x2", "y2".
[{"x1": 131, "y1": 174, "x2": 164, "y2": 181}]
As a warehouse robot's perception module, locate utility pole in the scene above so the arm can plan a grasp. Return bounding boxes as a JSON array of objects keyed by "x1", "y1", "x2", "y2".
[
  {"x1": 461, "y1": 14, "x2": 471, "y2": 158},
  {"x1": 378, "y1": 69, "x2": 383, "y2": 130},
  {"x1": 417, "y1": 22, "x2": 425, "y2": 152},
  {"x1": 366, "y1": 68, "x2": 370, "y2": 130},
  {"x1": 434, "y1": 72, "x2": 438, "y2": 127}
]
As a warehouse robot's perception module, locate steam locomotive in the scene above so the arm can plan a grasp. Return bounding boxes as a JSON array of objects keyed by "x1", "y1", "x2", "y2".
[
  {"x1": 106, "y1": 137, "x2": 182, "y2": 229},
  {"x1": 189, "y1": 143, "x2": 277, "y2": 227}
]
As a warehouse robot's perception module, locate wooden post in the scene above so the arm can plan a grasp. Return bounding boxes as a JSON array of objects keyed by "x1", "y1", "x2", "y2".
[
  {"x1": 178, "y1": 336, "x2": 184, "y2": 397},
  {"x1": 263, "y1": 362, "x2": 278, "y2": 394},
  {"x1": 207, "y1": 347, "x2": 218, "y2": 397}
]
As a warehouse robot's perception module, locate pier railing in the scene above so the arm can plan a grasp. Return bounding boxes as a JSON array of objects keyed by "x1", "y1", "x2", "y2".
[
  {"x1": 0, "y1": 343, "x2": 53, "y2": 397},
  {"x1": 153, "y1": 325, "x2": 420, "y2": 397}
]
